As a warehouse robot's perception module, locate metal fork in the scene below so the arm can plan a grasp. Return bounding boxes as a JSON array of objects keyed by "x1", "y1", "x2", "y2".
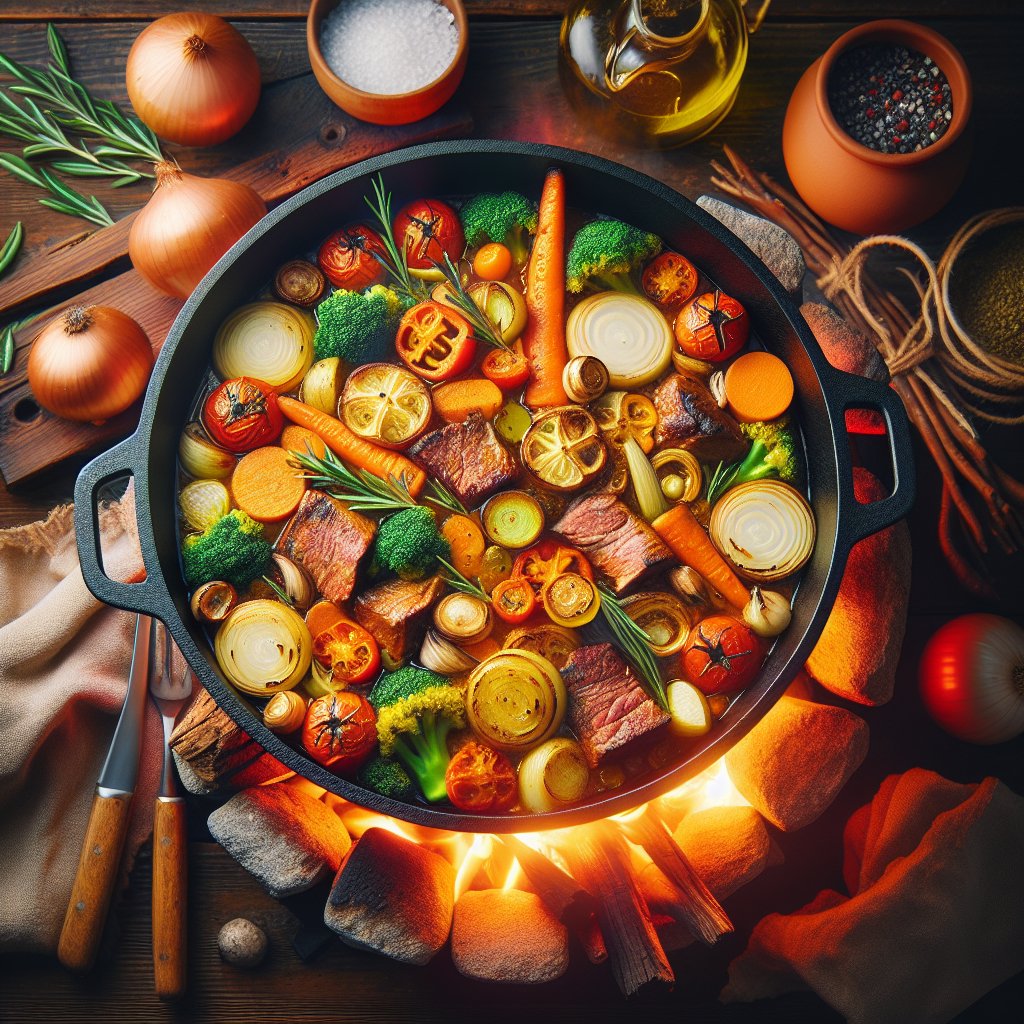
[{"x1": 148, "y1": 622, "x2": 193, "y2": 999}]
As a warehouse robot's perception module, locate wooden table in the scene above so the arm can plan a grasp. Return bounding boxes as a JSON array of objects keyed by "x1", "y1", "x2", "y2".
[{"x1": 1, "y1": 2, "x2": 1021, "y2": 1020}]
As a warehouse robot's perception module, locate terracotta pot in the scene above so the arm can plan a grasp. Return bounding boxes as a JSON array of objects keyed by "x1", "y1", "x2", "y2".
[
  {"x1": 307, "y1": 0, "x2": 468, "y2": 126},
  {"x1": 782, "y1": 19, "x2": 972, "y2": 234}
]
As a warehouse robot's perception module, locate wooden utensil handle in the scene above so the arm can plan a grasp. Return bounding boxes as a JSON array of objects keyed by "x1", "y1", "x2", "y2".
[
  {"x1": 57, "y1": 791, "x2": 132, "y2": 972},
  {"x1": 152, "y1": 797, "x2": 187, "y2": 999}
]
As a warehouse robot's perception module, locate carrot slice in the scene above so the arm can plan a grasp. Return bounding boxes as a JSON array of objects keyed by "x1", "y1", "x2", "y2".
[
  {"x1": 522, "y1": 168, "x2": 570, "y2": 408},
  {"x1": 653, "y1": 503, "x2": 750, "y2": 609},
  {"x1": 231, "y1": 446, "x2": 307, "y2": 523},
  {"x1": 441, "y1": 513, "x2": 486, "y2": 576},
  {"x1": 305, "y1": 599, "x2": 346, "y2": 639},
  {"x1": 432, "y1": 378, "x2": 504, "y2": 423},
  {"x1": 723, "y1": 351, "x2": 794, "y2": 423},
  {"x1": 277, "y1": 395, "x2": 426, "y2": 497},
  {"x1": 281, "y1": 425, "x2": 327, "y2": 460}
]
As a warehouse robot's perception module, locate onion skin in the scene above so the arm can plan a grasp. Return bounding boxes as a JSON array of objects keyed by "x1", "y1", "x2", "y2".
[
  {"x1": 27, "y1": 305, "x2": 153, "y2": 423},
  {"x1": 920, "y1": 614, "x2": 1024, "y2": 744},
  {"x1": 126, "y1": 13, "x2": 260, "y2": 146},
  {"x1": 129, "y1": 163, "x2": 266, "y2": 300}
]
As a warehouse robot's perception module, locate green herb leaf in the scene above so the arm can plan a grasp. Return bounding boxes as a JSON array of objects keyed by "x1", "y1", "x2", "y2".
[
  {"x1": 594, "y1": 584, "x2": 668, "y2": 710},
  {"x1": 437, "y1": 557, "x2": 490, "y2": 602},
  {"x1": 363, "y1": 174, "x2": 426, "y2": 303},
  {"x1": 46, "y1": 23, "x2": 71, "y2": 75},
  {"x1": 430, "y1": 253, "x2": 509, "y2": 350},
  {"x1": 0, "y1": 221, "x2": 24, "y2": 278}
]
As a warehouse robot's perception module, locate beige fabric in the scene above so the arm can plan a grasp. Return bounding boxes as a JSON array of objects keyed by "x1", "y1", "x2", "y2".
[
  {"x1": 0, "y1": 494, "x2": 162, "y2": 955},
  {"x1": 723, "y1": 768, "x2": 1024, "y2": 1024}
]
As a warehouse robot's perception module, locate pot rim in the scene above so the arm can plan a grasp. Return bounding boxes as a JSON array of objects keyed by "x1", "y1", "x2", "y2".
[{"x1": 814, "y1": 18, "x2": 973, "y2": 168}]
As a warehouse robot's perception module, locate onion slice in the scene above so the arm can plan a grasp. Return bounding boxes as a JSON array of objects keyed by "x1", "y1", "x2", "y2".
[
  {"x1": 518, "y1": 738, "x2": 590, "y2": 813},
  {"x1": 481, "y1": 490, "x2": 545, "y2": 548},
  {"x1": 419, "y1": 629, "x2": 479, "y2": 675},
  {"x1": 214, "y1": 599, "x2": 312, "y2": 696},
  {"x1": 710, "y1": 481, "x2": 815, "y2": 583},
  {"x1": 502, "y1": 623, "x2": 580, "y2": 670},
  {"x1": 566, "y1": 291, "x2": 673, "y2": 388},
  {"x1": 213, "y1": 302, "x2": 315, "y2": 394},
  {"x1": 621, "y1": 591, "x2": 695, "y2": 656},
  {"x1": 433, "y1": 593, "x2": 493, "y2": 645}
]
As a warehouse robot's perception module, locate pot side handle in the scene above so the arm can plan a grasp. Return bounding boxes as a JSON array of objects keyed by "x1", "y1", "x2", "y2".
[
  {"x1": 831, "y1": 369, "x2": 916, "y2": 546},
  {"x1": 74, "y1": 435, "x2": 165, "y2": 617}
]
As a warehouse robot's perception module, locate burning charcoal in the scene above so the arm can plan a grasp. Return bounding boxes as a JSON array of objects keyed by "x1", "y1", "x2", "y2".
[
  {"x1": 208, "y1": 784, "x2": 351, "y2": 898},
  {"x1": 725, "y1": 696, "x2": 869, "y2": 830},
  {"x1": 324, "y1": 827, "x2": 454, "y2": 965},
  {"x1": 451, "y1": 890, "x2": 569, "y2": 984},
  {"x1": 696, "y1": 197, "x2": 806, "y2": 297}
]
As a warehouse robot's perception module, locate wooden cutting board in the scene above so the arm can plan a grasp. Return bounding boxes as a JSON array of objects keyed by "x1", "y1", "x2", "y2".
[{"x1": 0, "y1": 101, "x2": 472, "y2": 487}]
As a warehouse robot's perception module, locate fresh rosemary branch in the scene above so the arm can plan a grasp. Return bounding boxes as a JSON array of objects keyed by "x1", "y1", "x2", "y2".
[
  {"x1": 0, "y1": 221, "x2": 23, "y2": 278},
  {"x1": 262, "y1": 575, "x2": 295, "y2": 607},
  {"x1": 595, "y1": 584, "x2": 668, "y2": 710},
  {"x1": 705, "y1": 460, "x2": 736, "y2": 506},
  {"x1": 437, "y1": 556, "x2": 490, "y2": 601},
  {"x1": 363, "y1": 174, "x2": 426, "y2": 303},
  {"x1": 0, "y1": 308, "x2": 43, "y2": 378},
  {"x1": 0, "y1": 153, "x2": 112, "y2": 227},
  {"x1": 432, "y1": 253, "x2": 509, "y2": 350}
]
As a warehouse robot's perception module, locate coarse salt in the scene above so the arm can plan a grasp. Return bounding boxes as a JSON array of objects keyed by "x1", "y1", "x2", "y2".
[{"x1": 320, "y1": 0, "x2": 460, "y2": 95}]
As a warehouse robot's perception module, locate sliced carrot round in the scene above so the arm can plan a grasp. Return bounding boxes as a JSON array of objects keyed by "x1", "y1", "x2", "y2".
[
  {"x1": 231, "y1": 446, "x2": 307, "y2": 523},
  {"x1": 281, "y1": 425, "x2": 326, "y2": 461},
  {"x1": 441, "y1": 513, "x2": 486, "y2": 577},
  {"x1": 723, "y1": 351, "x2": 794, "y2": 423}
]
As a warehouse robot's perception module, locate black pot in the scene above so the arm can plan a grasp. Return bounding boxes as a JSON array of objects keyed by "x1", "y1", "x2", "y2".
[{"x1": 75, "y1": 141, "x2": 913, "y2": 833}]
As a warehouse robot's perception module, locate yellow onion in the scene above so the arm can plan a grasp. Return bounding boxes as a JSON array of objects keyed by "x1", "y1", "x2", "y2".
[
  {"x1": 263, "y1": 690, "x2": 306, "y2": 734},
  {"x1": 710, "y1": 480, "x2": 816, "y2": 584},
  {"x1": 465, "y1": 649, "x2": 566, "y2": 752},
  {"x1": 668, "y1": 565, "x2": 712, "y2": 609},
  {"x1": 652, "y1": 448, "x2": 703, "y2": 504},
  {"x1": 178, "y1": 478, "x2": 231, "y2": 532},
  {"x1": 480, "y1": 490, "x2": 545, "y2": 549},
  {"x1": 129, "y1": 162, "x2": 266, "y2": 300},
  {"x1": 502, "y1": 623, "x2": 579, "y2": 670},
  {"x1": 178, "y1": 421, "x2": 236, "y2": 479},
  {"x1": 214, "y1": 599, "x2": 311, "y2": 695},
  {"x1": 517, "y1": 738, "x2": 590, "y2": 813},
  {"x1": 27, "y1": 305, "x2": 153, "y2": 423},
  {"x1": 299, "y1": 357, "x2": 345, "y2": 415},
  {"x1": 433, "y1": 593, "x2": 493, "y2": 645},
  {"x1": 466, "y1": 281, "x2": 527, "y2": 343},
  {"x1": 126, "y1": 12, "x2": 260, "y2": 146},
  {"x1": 269, "y1": 554, "x2": 316, "y2": 612},
  {"x1": 213, "y1": 302, "x2": 314, "y2": 393},
  {"x1": 621, "y1": 591, "x2": 694, "y2": 656},
  {"x1": 540, "y1": 572, "x2": 601, "y2": 629}
]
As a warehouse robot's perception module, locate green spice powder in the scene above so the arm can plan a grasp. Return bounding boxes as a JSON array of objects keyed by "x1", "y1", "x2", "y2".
[{"x1": 947, "y1": 222, "x2": 1024, "y2": 364}]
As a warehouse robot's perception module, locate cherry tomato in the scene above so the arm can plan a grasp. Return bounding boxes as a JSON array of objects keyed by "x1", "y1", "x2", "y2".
[
  {"x1": 445, "y1": 740, "x2": 517, "y2": 813},
  {"x1": 393, "y1": 199, "x2": 464, "y2": 277},
  {"x1": 512, "y1": 540, "x2": 594, "y2": 593},
  {"x1": 202, "y1": 377, "x2": 282, "y2": 453},
  {"x1": 481, "y1": 344, "x2": 530, "y2": 391},
  {"x1": 301, "y1": 692, "x2": 377, "y2": 772},
  {"x1": 642, "y1": 251, "x2": 699, "y2": 308},
  {"x1": 395, "y1": 300, "x2": 477, "y2": 381},
  {"x1": 312, "y1": 617, "x2": 381, "y2": 685},
  {"x1": 317, "y1": 223, "x2": 387, "y2": 291},
  {"x1": 473, "y1": 242, "x2": 513, "y2": 281},
  {"x1": 675, "y1": 290, "x2": 750, "y2": 362},
  {"x1": 680, "y1": 615, "x2": 762, "y2": 695},
  {"x1": 490, "y1": 576, "x2": 537, "y2": 625}
]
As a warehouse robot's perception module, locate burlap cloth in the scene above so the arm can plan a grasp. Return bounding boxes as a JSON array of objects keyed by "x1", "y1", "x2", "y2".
[
  {"x1": 724, "y1": 767, "x2": 1024, "y2": 1023},
  {"x1": 0, "y1": 492, "x2": 162, "y2": 955}
]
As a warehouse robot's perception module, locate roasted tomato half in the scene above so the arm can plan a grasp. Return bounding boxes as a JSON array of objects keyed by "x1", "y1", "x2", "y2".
[
  {"x1": 202, "y1": 376, "x2": 283, "y2": 453},
  {"x1": 393, "y1": 199, "x2": 465, "y2": 279},
  {"x1": 674, "y1": 290, "x2": 750, "y2": 363},
  {"x1": 301, "y1": 692, "x2": 377, "y2": 772},
  {"x1": 513, "y1": 539, "x2": 594, "y2": 592},
  {"x1": 317, "y1": 223, "x2": 387, "y2": 291},
  {"x1": 445, "y1": 740, "x2": 518, "y2": 813},
  {"x1": 481, "y1": 344, "x2": 530, "y2": 391},
  {"x1": 680, "y1": 615, "x2": 762, "y2": 695},
  {"x1": 312, "y1": 617, "x2": 381, "y2": 686},
  {"x1": 642, "y1": 251, "x2": 699, "y2": 308},
  {"x1": 395, "y1": 300, "x2": 477, "y2": 381},
  {"x1": 490, "y1": 576, "x2": 537, "y2": 625}
]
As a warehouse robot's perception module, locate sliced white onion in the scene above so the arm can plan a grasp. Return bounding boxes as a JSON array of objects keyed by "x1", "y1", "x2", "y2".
[
  {"x1": 213, "y1": 301, "x2": 314, "y2": 393},
  {"x1": 517, "y1": 737, "x2": 590, "y2": 813},
  {"x1": 419, "y1": 629, "x2": 478, "y2": 675},
  {"x1": 214, "y1": 599, "x2": 312, "y2": 696}
]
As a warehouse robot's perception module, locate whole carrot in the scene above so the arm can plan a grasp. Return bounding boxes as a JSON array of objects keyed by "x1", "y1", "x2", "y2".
[
  {"x1": 278, "y1": 395, "x2": 426, "y2": 497},
  {"x1": 522, "y1": 168, "x2": 569, "y2": 408}
]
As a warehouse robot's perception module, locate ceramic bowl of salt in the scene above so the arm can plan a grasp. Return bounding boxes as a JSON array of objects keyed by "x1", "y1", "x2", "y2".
[{"x1": 307, "y1": 0, "x2": 468, "y2": 125}]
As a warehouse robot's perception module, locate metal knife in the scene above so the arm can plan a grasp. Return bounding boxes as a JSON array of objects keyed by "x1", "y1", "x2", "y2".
[{"x1": 58, "y1": 613, "x2": 154, "y2": 972}]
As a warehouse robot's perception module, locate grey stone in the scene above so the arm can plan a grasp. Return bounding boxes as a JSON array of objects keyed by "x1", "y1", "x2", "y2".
[{"x1": 217, "y1": 917, "x2": 268, "y2": 968}]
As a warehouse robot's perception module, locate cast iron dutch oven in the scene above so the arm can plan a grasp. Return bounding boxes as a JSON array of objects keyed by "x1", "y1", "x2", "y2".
[{"x1": 74, "y1": 141, "x2": 914, "y2": 833}]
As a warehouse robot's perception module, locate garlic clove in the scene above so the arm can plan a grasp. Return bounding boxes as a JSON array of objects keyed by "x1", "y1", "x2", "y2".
[
  {"x1": 709, "y1": 370, "x2": 727, "y2": 408},
  {"x1": 668, "y1": 565, "x2": 711, "y2": 608},
  {"x1": 419, "y1": 629, "x2": 478, "y2": 675},
  {"x1": 270, "y1": 553, "x2": 316, "y2": 612},
  {"x1": 742, "y1": 586, "x2": 793, "y2": 637},
  {"x1": 263, "y1": 690, "x2": 307, "y2": 734}
]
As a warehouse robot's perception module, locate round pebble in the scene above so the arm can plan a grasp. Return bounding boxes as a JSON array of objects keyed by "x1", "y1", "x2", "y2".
[{"x1": 217, "y1": 918, "x2": 269, "y2": 968}]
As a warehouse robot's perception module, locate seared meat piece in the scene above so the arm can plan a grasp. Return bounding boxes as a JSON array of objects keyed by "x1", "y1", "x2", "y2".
[
  {"x1": 276, "y1": 490, "x2": 375, "y2": 604},
  {"x1": 409, "y1": 412, "x2": 518, "y2": 508},
  {"x1": 353, "y1": 575, "x2": 445, "y2": 662},
  {"x1": 551, "y1": 492, "x2": 673, "y2": 594},
  {"x1": 562, "y1": 643, "x2": 669, "y2": 767},
  {"x1": 651, "y1": 373, "x2": 747, "y2": 463}
]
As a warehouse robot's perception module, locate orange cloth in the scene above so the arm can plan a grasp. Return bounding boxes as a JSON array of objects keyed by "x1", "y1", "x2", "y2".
[
  {"x1": 0, "y1": 494, "x2": 162, "y2": 955},
  {"x1": 723, "y1": 768, "x2": 1024, "y2": 1024}
]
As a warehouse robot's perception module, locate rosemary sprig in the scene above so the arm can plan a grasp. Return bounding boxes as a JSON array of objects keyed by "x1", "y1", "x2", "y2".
[
  {"x1": 437, "y1": 556, "x2": 490, "y2": 601},
  {"x1": 595, "y1": 584, "x2": 668, "y2": 710},
  {"x1": 364, "y1": 174, "x2": 426, "y2": 303},
  {"x1": 0, "y1": 221, "x2": 23, "y2": 278},
  {"x1": 705, "y1": 459, "x2": 736, "y2": 506},
  {"x1": 0, "y1": 308, "x2": 43, "y2": 378},
  {"x1": 432, "y1": 253, "x2": 509, "y2": 350},
  {"x1": 0, "y1": 153, "x2": 112, "y2": 227},
  {"x1": 262, "y1": 575, "x2": 295, "y2": 607}
]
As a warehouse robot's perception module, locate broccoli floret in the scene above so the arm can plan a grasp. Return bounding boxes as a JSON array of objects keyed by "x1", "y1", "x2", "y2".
[
  {"x1": 369, "y1": 665, "x2": 448, "y2": 711},
  {"x1": 740, "y1": 418, "x2": 801, "y2": 484},
  {"x1": 375, "y1": 685, "x2": 465, "y2": 802},
  {"x1": 182, "y1": 510, "x2": 271, "y2": 589},
  {"x1": 358, "y1": 756, "x2": 416, "y2": 801},
  {"x1": 313, "y1": 284, "x2": 408, "y2": 363},
  {"x1": 460, "y1": 191, "x2": 539, "y2": 265},
  {"x1": 566, "y1": 218, "x2": 662, "y2": 294},
  {"x1": 372, "y1": 506, "x2": 450, "y2": 581}
]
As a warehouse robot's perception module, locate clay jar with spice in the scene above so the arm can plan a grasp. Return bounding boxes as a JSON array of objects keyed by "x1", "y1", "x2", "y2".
[{"x1": 782, "y1": 19, "x2": 972, "y2": 234}]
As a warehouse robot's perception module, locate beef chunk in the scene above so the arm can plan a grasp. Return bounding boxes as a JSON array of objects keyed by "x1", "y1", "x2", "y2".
[
  {"x1": 551, "y1": 492, "x2": 673, "y2": 594},
  {"x1": 651, "y1": 373, "x2": 747, "y2": 463},
  {"x1": 409, "y1": 412, "x2": 518, "y2": 508},
  {"x1": 562, "y1": 643, "x2": 669, "y2": 767},
  {"x1": 353, "y1": 575, "x2": 445, "y2": 662},
  {"x1": 276, "y1": 490, "x2": 375, "y2": 604}
]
